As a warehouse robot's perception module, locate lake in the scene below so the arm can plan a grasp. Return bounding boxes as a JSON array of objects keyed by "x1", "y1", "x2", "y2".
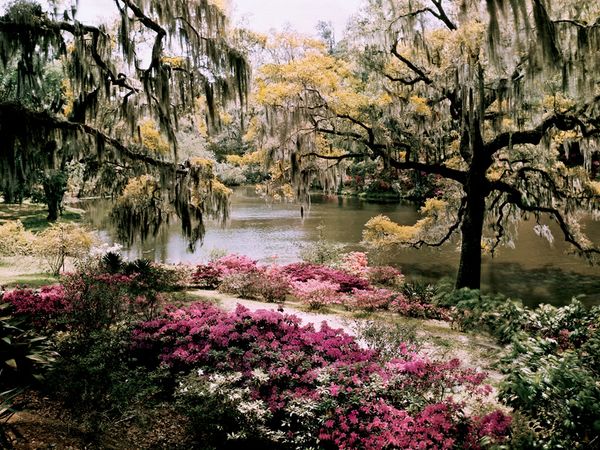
[{"x1": 81, "y1": 186, "x2": 600, "y2": 307}]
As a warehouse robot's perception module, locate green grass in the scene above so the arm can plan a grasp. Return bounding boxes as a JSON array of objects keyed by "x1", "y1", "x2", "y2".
[
  {"x1": 0, "y1": 203, "x2": 84, "y2": 232},
  {"x1": 0, "y1": 273, "x2": 58, "y2": 289}
]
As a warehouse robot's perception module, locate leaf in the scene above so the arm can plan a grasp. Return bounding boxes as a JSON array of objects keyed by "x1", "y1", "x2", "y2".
[
  {"x1": 5, "y1": 359, "x2": 17, "y2": 369},
  {"x1": 25, "y1": 354, "x2": 49, "y2": 364}
]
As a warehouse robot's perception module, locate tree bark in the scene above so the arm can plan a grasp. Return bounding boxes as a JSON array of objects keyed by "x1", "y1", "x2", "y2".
[
  {"x1": 455, "y1": 133, "x2": 490, "y2": 290},
  {"x1": 455, "y1": 186, "x2": 486, "y2": 289}
]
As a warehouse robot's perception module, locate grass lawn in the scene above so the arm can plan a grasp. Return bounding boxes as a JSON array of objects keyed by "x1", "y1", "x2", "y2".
[
  {"x1": 0, "y1": 202, "x2": 84, "y2": 232},
  {"x1": 0, "y1": 256, "x2": 58, "y2": 288}
]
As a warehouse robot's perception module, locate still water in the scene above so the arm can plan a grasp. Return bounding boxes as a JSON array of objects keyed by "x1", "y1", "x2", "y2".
[{"x1": 82, "y1": 186, "x2": 600, "y2": 307}]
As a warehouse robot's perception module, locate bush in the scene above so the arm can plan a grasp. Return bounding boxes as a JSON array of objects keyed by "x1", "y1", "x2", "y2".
[
  {"x1": 384, "y1": 282, "x2": 448, "y2": 320},
  {"x1": 47, "y1": 327, "x2": 169, "y2": 437},
  {"x1": 354, "y1": 320, "x2": 420, "y2": 361},
  {"x1": 249, "y1": 266, "x2": 291, "y2": 303},
  {"x1": 219, "y1": 271, "x2": 261, "y2": 297},
  {"x1": 175, "y1": 372, "x2": 277, "y2": 449},
  {"x1": 192, "y1": 263, "x2": 222, "y2": 289},
  {"x1": 500, "y1": 333, "x2": 600, "y2": 448},
  {"x1": 213, "y1": 254, "x2": 257, "y2": 276},
  {"x1": 338, "y1": 251, "x2": 369, "y2": 277},
  {"x1": 448, "y1": 288, "x2": 600, "y2": 448},
  {"x1": 0, "y1": 302, "x2": 56, "y2": 387},
  {"x1": 3, "y1": 285, "x2": 68, "y2": 328},
  {"x1": 0, "y1": 220, "x2": 34, "y2": 256},
  {"x1": 367, "y1": 265, "x2": 405, "y2": 287},
  {"x1": 291, "y1": 279, "x2": 342, "y2": 309},
  {"x1": 34, "y1": 223, "x2": 97, "y2": 275},
  {"x1": 282, "y1": 262, "x2": 370, "y2": 293},
  {"x1": 345, "y1": 288, "x2": 395, "y2": 311}
]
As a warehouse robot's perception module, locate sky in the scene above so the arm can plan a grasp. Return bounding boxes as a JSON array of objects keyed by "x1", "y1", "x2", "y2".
[{"x1": 0, "y1": 0, "x2": 362, "y2": 37}]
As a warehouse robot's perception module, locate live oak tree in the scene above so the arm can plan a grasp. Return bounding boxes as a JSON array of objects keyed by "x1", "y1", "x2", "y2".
[
  {"x1": 255, "y1": 0, "x2": 600, "y2": 289},
  {"x1": 0, "y1": 0, "x2": 248, "y2": 242}
]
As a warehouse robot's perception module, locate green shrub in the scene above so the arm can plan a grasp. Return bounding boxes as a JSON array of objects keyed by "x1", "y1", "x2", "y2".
[
  {"x1": 499, "y1": 333, "x2": 600, "y2": 448},
  {"x1": 47, "y1": 327, "x2": 169, "y2": 438}
]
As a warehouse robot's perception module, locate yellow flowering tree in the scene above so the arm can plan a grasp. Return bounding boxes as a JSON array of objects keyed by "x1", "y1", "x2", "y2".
[{"x1": 256, "y1": 0, "x2": 600, "y2": 289}]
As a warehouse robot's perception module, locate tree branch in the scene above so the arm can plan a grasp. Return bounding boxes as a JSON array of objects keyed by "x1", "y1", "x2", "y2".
[{"x1": 489, "y1": 179, "x2": 600, "y2": 257}]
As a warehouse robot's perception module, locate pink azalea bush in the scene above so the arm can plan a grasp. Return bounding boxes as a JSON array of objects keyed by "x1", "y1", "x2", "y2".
[
  {"x1": 291, "y1": 279, "x2": 342, "y2": 309},
  {"x1": 3, "y1": 285, "x2": 69, "y2": 327},
  {"x1": 339, "y1": 251, "x2": 370, "y2": 278},
  {"x1": 391, "y1": 294, "x2": 449, "y2": 320},
  {"x1": 191, "y1": 263, "x2": 222, "y2": 288},
  {"x1": 345, "y1": 288, "x2": 396, "y2": 311},
  {"x1": 213, "y1": 254, "x2": 257, "y2": 276},
  {"x1": 282, "y1": 262, "x2": 370, "y2": 293},
  {"x1": 131, "y1": 302, "x2": 511, "y2": 449},
  {"x1": 368, "y1": 265, "x2": 405, "y2": 287},
  {"x1": 219, "y1": 266, "x2": 291, "y2": 303}
]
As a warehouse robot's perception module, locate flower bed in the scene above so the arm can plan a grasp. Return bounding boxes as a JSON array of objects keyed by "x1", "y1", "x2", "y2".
[{"x1": 132, "y1": 302, "x2": 510, "y2": 449}]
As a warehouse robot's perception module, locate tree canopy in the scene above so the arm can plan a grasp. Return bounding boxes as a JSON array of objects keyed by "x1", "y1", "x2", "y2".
[
  {"x1": 254, "y1": 0, "x2": 600, "y2": 289},
  {"x1": 0, "y1": 0, "x2": 248, "y2": 243}
]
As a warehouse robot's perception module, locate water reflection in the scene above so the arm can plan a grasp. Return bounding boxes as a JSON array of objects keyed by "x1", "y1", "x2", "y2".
[{"x1": 79, "y1": 186, "x2": 600, "y2": 307}]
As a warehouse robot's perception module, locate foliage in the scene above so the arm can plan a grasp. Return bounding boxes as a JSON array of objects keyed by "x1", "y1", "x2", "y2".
[
  {"x1": 298, "y1": 225, "x2": 344, "y2": 265},
  {"x1": 0, "y1": 0, "x2": 248, "y2": 245},
  {"x1": 33, "y1": 223, "x2": 96, "y2": 275},
  {"x1": 448, "y1": 287, "x2": 600, "y2": 447},
  {"x1": 354, "y1": 320, "x2": 419, "y2": 361},
  {"x1": 132, "y1": 302, "x2": 510, "y2": 449},
  {"x1": 175, "y1": 372, "x2": 278, "y2": 449},
  {"x1": 390, "y1": 294, "x2": 449, "y2": 320},
  {"x1": 100, "y1": 251, "x2": 123, "y2": 274},
  {"x1": 500, "y1": 332, "x2": 600, "y2": 448},
  {"x1": 47, "y1": 327, "x2": 169, "y2": 437},
  {"x1": 0, "y1": 302, "x2": 55, "y2": 387},
  {"x1": 60, "y1": 264, "x2": 169, "y2": 333},
  {"x1": 0, "y1": 220, "x2": 34, "y2": 256}
]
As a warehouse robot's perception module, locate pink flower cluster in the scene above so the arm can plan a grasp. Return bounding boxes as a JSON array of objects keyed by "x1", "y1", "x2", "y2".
[
  {"x1": 346, "y1": 288, "x2": 396, "y2": 311},
  {"x1": 291, "y1": 279, "x2": 341, "y2": 309},
  {"x1": 213, "y1": 254, "x2": 257, "y2": 276},
  {"x1": 339, "y1": 251, "x2": 370, "y2": 277},
  {"x1": 131, "y1": 302, "x2": 511, "y2": 448},
  {"x1": 3, "y1": 285, "x2": 69, "y2": 326},
  {"x1": 282, "y1": 262, "x2": 370, "y2": 293},
  {"x1": 191, "y1": 254, "x2": 446, "y2": 320},
  {"x1": 391, "y1": 294, "x2": 449, "y2": 320}
]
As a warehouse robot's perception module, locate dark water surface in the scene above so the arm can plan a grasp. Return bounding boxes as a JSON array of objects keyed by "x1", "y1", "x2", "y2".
[{"x1": 81, "y1": 186, "x2": 600, "y2": 307}]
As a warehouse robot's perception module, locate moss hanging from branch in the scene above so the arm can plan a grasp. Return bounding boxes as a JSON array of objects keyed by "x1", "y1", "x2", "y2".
[{"x1": 0, "y1": 0, "x2": 249, "y2": 245}]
